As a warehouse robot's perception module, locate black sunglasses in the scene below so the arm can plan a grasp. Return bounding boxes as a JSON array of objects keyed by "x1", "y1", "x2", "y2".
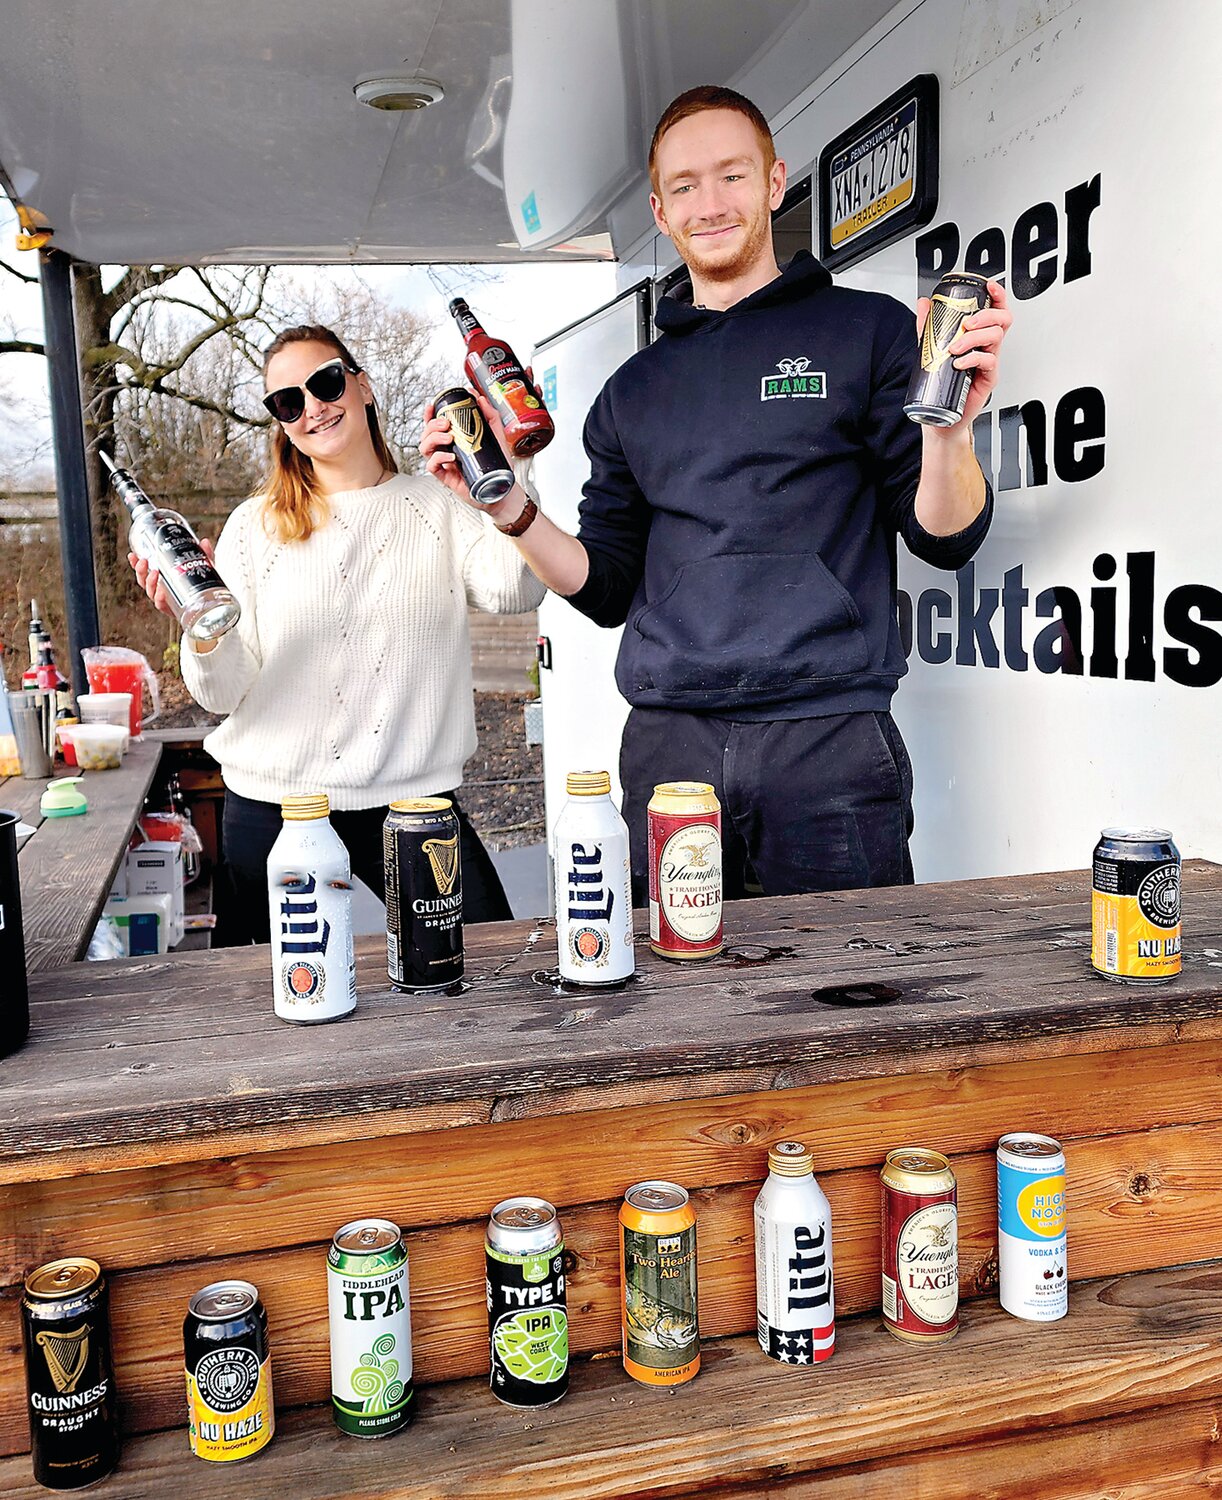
[{"x1": 263, "y1": 358, "x2": 358, "y2": 424}]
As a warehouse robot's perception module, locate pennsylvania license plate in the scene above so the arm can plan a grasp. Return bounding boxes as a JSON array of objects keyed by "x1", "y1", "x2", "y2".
[{"x1": 828, "y1": 98, "x2": 918, "y2": 249}]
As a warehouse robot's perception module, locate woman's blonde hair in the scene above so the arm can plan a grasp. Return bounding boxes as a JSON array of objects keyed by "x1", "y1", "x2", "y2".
[{"x1": 259, "y1": 325, "x2": 398, "y2": 544}]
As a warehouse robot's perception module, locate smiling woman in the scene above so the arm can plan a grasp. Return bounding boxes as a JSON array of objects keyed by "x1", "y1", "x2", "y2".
[{"x1": 128, "y1": 322, "x2": 545, "y2": 944}]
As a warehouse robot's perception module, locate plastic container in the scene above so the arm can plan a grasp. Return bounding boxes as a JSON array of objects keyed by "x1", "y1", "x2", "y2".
[
  {"x1": 81, "y1": 648, "x2": 160, "y2": 737},
  {"x1": 71, "y1": 724, "x2": 128, "y2": 771},
  {"x1": 78, "y1": 692, "x2": 133, "y2": 732}
]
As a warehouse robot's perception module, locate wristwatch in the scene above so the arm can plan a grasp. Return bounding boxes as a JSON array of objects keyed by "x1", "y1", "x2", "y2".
[{"x1": 495, "y1": 494, "x2": 538, "y2": 537}]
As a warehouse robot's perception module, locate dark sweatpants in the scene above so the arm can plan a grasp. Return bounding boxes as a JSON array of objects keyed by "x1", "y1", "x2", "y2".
[
  {"x1": 215, "y1": 788, "x2": 512, "y2": 946},
  {"x1": 619, "y1": 708, "x2": 915, "y2": 906}
]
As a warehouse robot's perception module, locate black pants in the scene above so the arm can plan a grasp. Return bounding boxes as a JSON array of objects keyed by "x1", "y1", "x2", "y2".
[
  {"x1": 216, "y1": 789, "x2": 512, "y2": 946},
  {"x1": 619, "y1": 708, "x2": 914, "y2": 906}
]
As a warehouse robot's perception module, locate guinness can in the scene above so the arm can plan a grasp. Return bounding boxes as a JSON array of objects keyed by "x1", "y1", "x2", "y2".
[
  {"x1": 22, "y1": 1257, "x2": 119, "y2": 1489},
  {"x1": 904, "y1": 271, "x2": 991, "y2": 427},
  {"x1": 184, "y1": 1280, "x2": 274, "y2": 1462},
  {"x1": 647, "y1": 782, "x2": 723, "y2": 960},
  {"x1": 384, "y1": 798, "x2": 464, "y2": 991},
  {"x1": 433, "y1": 386, "x2": 516, "y2": 504}
]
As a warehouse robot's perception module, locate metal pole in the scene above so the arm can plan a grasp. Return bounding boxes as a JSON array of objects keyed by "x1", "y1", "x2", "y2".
[{"x1": 38, "y1": 248, "x2": 100, "y2": 700}]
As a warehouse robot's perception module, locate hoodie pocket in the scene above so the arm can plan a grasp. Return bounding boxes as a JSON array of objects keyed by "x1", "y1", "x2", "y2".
[{"x1": 628, "y1": 552, "x2": 869, "y2": 697}]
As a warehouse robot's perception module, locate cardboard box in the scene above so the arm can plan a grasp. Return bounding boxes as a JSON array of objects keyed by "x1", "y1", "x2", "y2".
[
  {"x1": 125, "y1": 840, "x2": 184, "y2": 947},
  {"x1": 102, "y1": 893, "x2": 174, "y2": 956}
]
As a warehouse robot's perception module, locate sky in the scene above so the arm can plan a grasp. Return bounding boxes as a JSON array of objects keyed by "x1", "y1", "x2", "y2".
[{"x1": 0, "y1": 201, "x2": 618, "y2": 486}]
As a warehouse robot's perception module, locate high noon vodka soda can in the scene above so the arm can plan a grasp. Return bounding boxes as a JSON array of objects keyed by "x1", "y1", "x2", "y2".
[
  {"x1": 997, "y1": 1134, "x2": 1067, "y2": 1321},
  {"x1": 1091, "y1": 828, "x2": 1181, "y2": 983},
  {"x1": 184, "y1": 1280, "x2": 274, "y2": 1462},
  {"x1": 753, "y1": 1142, "x2": 835, "y2": 1364},
  {"x1": 619, "y1": 1181, "x2": 699, "y2": 1386},
  {"x1": 485, "y1": 1198, "x2": 569, "y2": 1407},
  {"x1": 553, "y1": 771, "x2": 634, "y2": 985},
  {"x1": 327, "y1": 1219, "x2": 414, "y2": 1438},
  {"x1": 267, "y1": 794, "x2": 356, "y2": 1023}
]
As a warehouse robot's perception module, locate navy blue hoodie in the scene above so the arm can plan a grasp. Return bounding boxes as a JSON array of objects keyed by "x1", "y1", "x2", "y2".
[{"x1": 565, "y1": 251, "x2": 993, "y2": 716}]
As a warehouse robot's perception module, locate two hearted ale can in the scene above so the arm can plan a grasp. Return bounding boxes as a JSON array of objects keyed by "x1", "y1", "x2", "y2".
[
  {"x1": 553, "y1": 771, "x2": 634, "y2": 985},
  {"x1": 267, "y1": 794, "x2": 356, "y2": 1024},
  {"x1": 754, "y1": 1142, "x2": 835, "y2": 1364},
  {"x1": 22, "y1": 1258, "x2": 119, "y2": 1490},
  {"x1": 904, "y1": 271, "x2": 991, "y2": 426},
  {"x1": 184, "y1": 1280, "x2": 274, "y2": 1462},
  {"x1": 327, "y1": 1219, "x2": 415, "y2": 1438},
  {"x1": 881, "y1": 1147, "x2": 958, "y2": 1344},
  {"x1": 997, "y1": 1133, "x2": 1067, "y2": 1321},
  {"x1": 485, "y1": 1198, "x2": 569, "y2": 1408},
  {"x1": 1091, "y1": 827, "x2": 1181, "y2": 983},
  {"x1": 384, "y1": 798, "x2": 464, "y2": 992},
  {"x1": 619, "y1": 1181, "x2": 700, "y2": 1386},
  {"x1": 648, "y1": 782, "x2": 723, "y2": 961}
]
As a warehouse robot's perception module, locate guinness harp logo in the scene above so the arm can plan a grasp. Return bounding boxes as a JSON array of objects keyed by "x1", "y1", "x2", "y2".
[
  {"x1": 37, "y1": 1326, "x2": 90, "y2": 1393},
  {"x1": 423, "y1": 835, "x2": 460, "y2": 896},
  {"x1": 448, "y1": 397, "x2": 485, "y2": 455},
  {"x1": 921, "y1": 293, "x2": 978, "y2": 373}
]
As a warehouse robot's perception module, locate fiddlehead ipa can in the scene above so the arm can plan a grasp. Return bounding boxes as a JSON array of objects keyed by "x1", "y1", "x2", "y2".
[
  {"x1": 184, "y1": 1280, "x2": 274, "y2": 1462},
  {"x1": 327, "y1": 1219, "x2": 415, "y2": 1438},
  {"x1": 619, "y1": 1181, "x2": 700, "y2": 1386},
  {"x1": 1091, "y1": 828, "x2": 1181, "y2": 983},
  {"x1": 904, "y1": 271, "x2": 991, "y2": 426},
  {"x1": 881, "y1": 1148, "x2": 958, "y2": 1343},
  {"x1": 485, "y1": 1197, "x2": 569, "y2": 1408},
  {"x1": 647, "y1": 782, "x2": 723, "y2": 960},
  {"x1": 22, "y1": 1257, "x2": 119, "y2": 1490}
]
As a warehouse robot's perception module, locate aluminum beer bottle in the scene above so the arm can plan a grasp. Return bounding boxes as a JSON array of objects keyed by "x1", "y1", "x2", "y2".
[
  {"x1": 267, "y1": 794, "x2": 357, "y2": 1024},
  {"x1": 102, "y1": 452, "x2": 241, "y2": 642},
  {"x1": 553, "y1": 770, "x2": 634, "y2": 985},
  {"x1": 448, "y1": 298, "x2": 554, "y2": 456},
  {"x1": 754, "y1": 1142, "x2": 835, "y2": 1364}
]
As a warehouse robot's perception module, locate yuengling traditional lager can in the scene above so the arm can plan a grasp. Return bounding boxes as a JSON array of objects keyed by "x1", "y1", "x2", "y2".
[
  {"x1": 997, "y1": 1133, "x2": 1067, "y2": 1321},
  {"x1": 327, "y1": 1219, "x2": 414, "y2": 1438},
  {"x1": 904, "y1": 271, "x2": 991, "y2": 426},
  {"x1": 267, "y1": 794, "x2": 356, "y2": 1024},
  {"x1": 554, "y1": 771, "x2": 634, "y2": 985},
  {"x1": 485, "y1": 1198, "x2": 569, "y2": 1408},
  {"x1": 881, "y1": 1147, "x2": 958, "y2": 1344},
  {"x1": 648, "y1": 782, "x2": 723, "y2": 961},
  {"x1": 754, "y1": 1141, "x2": 835, "y2": 1364}
]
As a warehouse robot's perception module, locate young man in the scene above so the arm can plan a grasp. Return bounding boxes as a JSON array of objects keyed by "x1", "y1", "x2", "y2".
[{"x1": 423, "y1": 85, "x2": 1012, "y2": 900}]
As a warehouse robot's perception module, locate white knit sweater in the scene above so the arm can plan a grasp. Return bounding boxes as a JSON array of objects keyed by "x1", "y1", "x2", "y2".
[{"x1": 181, "y1": 474, "x2": 545, "y2": 810}]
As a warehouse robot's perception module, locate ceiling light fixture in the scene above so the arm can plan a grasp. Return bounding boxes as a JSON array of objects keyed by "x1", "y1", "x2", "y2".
[{"x1": 354, "y1": 73, "x2": 445, "y2": 111}]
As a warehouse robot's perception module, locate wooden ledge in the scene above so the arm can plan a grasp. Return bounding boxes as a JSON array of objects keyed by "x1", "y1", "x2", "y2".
[{"x1": 2, "y1": 1264, "x2": 1218, "y2": 1498}]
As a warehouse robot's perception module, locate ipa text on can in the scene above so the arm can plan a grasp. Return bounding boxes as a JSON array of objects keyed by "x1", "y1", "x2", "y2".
[
  {"x1": 486, "y1": 1197, "x2": 569, "y2": 1407},
  {"x1": 619, "y1": 1180, "x2": 700, "y2": 1385},
  {"x1": 997, "y1": 1133, "x2": 1067, "y2": 1321},
  {"x1": 880, "y1": 1147, "x2": 958, "y2": 1344},
  {"x1": 327, "y1": 1218, "x2": 415, "y2": 1438}
]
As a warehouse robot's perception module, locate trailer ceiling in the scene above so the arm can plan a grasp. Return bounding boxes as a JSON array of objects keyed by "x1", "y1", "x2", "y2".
[{"x1": 0, "y1": 0, "x2": 895, "y2": 266}]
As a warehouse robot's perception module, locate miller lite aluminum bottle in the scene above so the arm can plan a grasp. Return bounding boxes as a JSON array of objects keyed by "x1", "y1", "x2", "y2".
[
  {"x1": 753, "y1": 1142, "x2": 835, "y2": 1365},
  {"x1": 268, "y1": 794, "x2": 357, "y2": 1024},
  {"x1": 553, "y1": 771, "x2": 634, "y2": 985}
]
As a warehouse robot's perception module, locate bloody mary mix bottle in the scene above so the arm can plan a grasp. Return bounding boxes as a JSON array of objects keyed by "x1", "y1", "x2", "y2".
[{"x1": 448, "y1": 298, "x2": 554, "y2": 456}]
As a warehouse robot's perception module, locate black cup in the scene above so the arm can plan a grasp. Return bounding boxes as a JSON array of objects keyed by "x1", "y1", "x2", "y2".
[{"x1": 0, "y1": 809, "x2": 30, "y2": 1057}]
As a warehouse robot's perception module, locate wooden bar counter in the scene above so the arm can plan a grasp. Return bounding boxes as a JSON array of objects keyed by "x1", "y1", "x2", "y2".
[{"x1": 2, "y1": 863, "x2": 1222, "y2": 1495}]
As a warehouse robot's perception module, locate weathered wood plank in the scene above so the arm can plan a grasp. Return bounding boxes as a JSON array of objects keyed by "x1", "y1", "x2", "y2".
[
  {"x1": 0, "y1": 1265, "x2": 1217, "y2": 1496},
  {"x1": 2, "y1": 1122, "x2": 1218, "y2": 1453},
  {"x1": 16, "y1": 739, "x2": 161, "y2": 971},
  {"x1": 6, "y1": 1040, "x2": 1220, "y2": 1279}
]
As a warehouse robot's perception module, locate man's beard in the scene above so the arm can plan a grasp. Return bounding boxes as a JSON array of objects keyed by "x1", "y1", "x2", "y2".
[{"x1": 674, "y1": 203, "x2": 773, "y2": 284}]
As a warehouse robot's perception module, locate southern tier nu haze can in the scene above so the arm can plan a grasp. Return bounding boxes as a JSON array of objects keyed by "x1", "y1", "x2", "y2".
[
  {"x1": 327, "y1": 1219, "x2": 415, "y2": 1438},
  {"x1": 997, "y1": 1133, "x2": 1067, "y2": 1322},
  {"x1": 22, "y1": 1257, "x2": 119, "y2": 1490},
  {"x1": 619, "y1": 1181, "x2": 700, "y2": 1386},
  {"x1": 754, "y1": 1142, "x2": 835, "y2": 1364},
  {"x1": 647, "y1": 782, "x2": 723, "y2": 960},
  {"x1": 881, "y1": 1148, "x2": 959, "y2": 1344},
  {"x1": 184, "y1": 1280, "x2": 274, "y2": 1462},
  {"x1": 485, "y1": 1198, "x2": 569, "y2": 1408},
  {"x1": 1091, "y1": 827, "x2": 1181, "y2": 984},
  {"x1": 904, "y1": 270, "x2": 991, "y2": 427},
  {"x1": 384, "y1": 798, "x2": 463, "y2": 992}
]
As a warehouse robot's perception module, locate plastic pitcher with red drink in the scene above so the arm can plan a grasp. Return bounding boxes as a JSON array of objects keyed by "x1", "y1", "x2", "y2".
[{"x1": 81, "y1": 648, "x2": 160, "y2": 738}]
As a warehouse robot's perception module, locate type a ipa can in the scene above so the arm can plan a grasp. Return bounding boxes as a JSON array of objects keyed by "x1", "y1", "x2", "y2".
[
  {"x1": 267, "y1": 794, "x2": 356, "y2": 1023},
  {"x1": 997, "y1": 1133, "x2": 1067, "y2": 1321},
  {"x1": 619, "y1": 1181, "x2": 700, "y2": 1386},
  {"x1": 881, "y1": 1148, "x2": 958, "y2": 1343},
  {"x1": 553, "y1": 770, "x2": 634, "y2": 985},
  {"x1": 754, "y1": 1142, "x2": 835, "y2": 1364},
  {"x1": 485, "y1": 1198, "x2": 569, "y2": 1407},
  {"x1": 327, "y1": 1219, "x2": 414, "y2": 1438}
]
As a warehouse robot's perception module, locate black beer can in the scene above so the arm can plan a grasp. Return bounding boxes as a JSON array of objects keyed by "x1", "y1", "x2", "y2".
[
  {"x1": 904, "y1": 271, "x2": 991, "y2": 427},
  {"x1": 485, "y1": 1197, "x2": 568, "y2": 1408},
  {"x1": 22, "y1": 1257, "x2": 119, "y2": 1490},
  {"x1": 184, "y1": 1280, "x2": 275, "y2": 1463},
  {"x1": 384, "y1": 798, "x2": 464, "y2": 991},
  {"x1": 434, "y1": 386, "x2": 515, "y2": 504}
]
